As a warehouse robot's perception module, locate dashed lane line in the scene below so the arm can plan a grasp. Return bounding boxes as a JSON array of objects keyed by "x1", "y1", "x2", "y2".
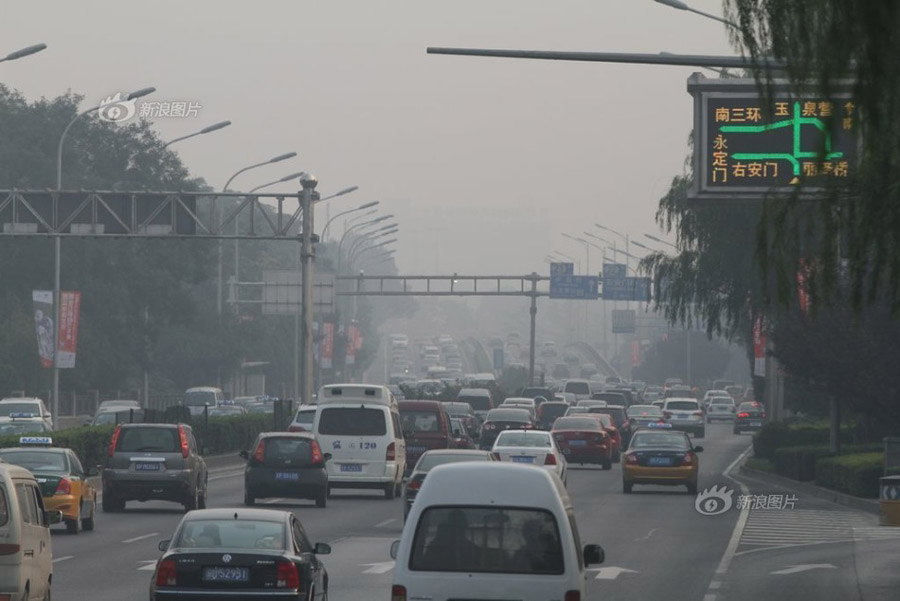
[{"x1": 123, "y1": 532, "x2": 159, "y2": 544}]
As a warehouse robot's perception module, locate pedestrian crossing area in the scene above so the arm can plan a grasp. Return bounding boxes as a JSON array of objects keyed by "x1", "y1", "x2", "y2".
[{"x1": 737, "y1": 508, "x2": 900, "y2": 552}]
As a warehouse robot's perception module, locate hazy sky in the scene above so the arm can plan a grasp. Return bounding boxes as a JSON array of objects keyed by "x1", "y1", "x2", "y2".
[{"x1": 1, "y1": 0, "x2": 733, "y2": 274}]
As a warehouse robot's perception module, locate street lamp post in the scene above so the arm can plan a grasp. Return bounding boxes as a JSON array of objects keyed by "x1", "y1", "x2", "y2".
[
  {"x1": 299, "y1": 174, "x2": 319, "y2": 406},
  {"x1": 54, "y1": 85, "x2": 156, "y2": 424},
  {"x1": 645, "y1": 233, "x2": 677, "y2": 250},
  {"x1": 652, "y1": 0, "x2": 741, "y2": 30},
  {"x1": 0, "y1": 43, "x2": 47, "y2": 63},
  {"x1": 163, "y1": 121, "x2": 231, "y2": 148},
  {"x1": 320, "y1": 200, "x2": 378, "y2": 242}
]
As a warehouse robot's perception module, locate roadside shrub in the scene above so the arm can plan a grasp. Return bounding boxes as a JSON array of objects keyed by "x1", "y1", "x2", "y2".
[
  {"x1": 772, "y1": 444, "x2": 883, "y2": 481},
  {"x1": 815, "y1": 452, "x2": 884, "y2": 498},
  {"x1": 753, "y1": 421, "x2": 856, "y2": 461}
]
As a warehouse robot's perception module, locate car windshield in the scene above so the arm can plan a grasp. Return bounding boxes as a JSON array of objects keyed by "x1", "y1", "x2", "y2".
[
  {"x1": 457, "y1": 395, "x2": 491, "y2": 412},
  {"x1": 592, "y1": 408, "x2": 626, "y2": 423},
  {"x1": 415, "y1": 453, "x2": 491, "y2": 472},
  {"x1": 0, "y1": 403, "x2": 40, "y2": 417},
  {"x1": 93, "y1": 411, "x2": 143, "y2": 425},
  {"x1": 666, "y1": 401, "x2": 698, "y2": 411},
  {"x1": 628, "y1": 406, "x2": 663, "y2": 418},
  {"x1": 442, "y1": 403, "x2": 470, "y2": 416},
  {"x1": 564, "y1": 382, "x2": 590, "y2": 395},
  {"x1": 485, "y1": 409, "x2": 529, "y2": 423},
  {"x1": 539, "y1": 404, "x2": 570, "y2": 419},
  {"x1": 318, "y1": 407, "x2": 387, "y2": 436},
  {"x1": 495, "y1": 432, "x2": 552, "y2": 448},
  {"x1": 116, "y1": 428, "x2": 179, "y2": 453},
  {"x1": 176, "y1": 519, "x2": 285, "y2": 550},
  {"x1": 630, "y1": 433, "x2": 690, "y2": 450},
  {"x1": 184, "y1": 391, "x2": 216, "y2": 407},
  {"x1": 401, "y1": 410, "x2": 441, "y2": 433},
  {"x1": 552, "y1": 417, "x2": 600, "y2": 431},
  {"x1": 0, "y1": 450, "x2": 67, "y2": 473},
  {"x1": 0, "y1": 423, "x2": 48, "y2": 435},
  {"x1": 209, "y1": 407, "x2": 243, "y2": 416},
  {"x1": 410, "y1": 507, "x2": 563, "y2": 574},
  {"x1": 294, "y1": 410, "x2": 315, "y2": 425},
  {"x1": 246, "y1": 403, "x2": 274, "y2": 414}
]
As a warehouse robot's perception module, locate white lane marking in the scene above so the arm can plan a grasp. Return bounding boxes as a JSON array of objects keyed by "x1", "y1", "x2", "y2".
[
  {"x1": 770, "y1": 563, "x2": 837, "y2": 575},
  {"x1": 708, "y1": 581, "x2": 722, "y2": 590},
  {"x1": 137, "y1": 560, "x2": 157, "y2": 571},
  {"x1": 361, "y1": 561, "x2": 395, "y2": 574},
  {"x1": 52, "y1": 555, "x2": 74, "y2": 563},
  {"x1": 260, "y1": 498, "x2": 284, "y2": 504},
  {"x1": 375, "y1": 518, "x2": 397, "y2": 528},
  {"x1": 590, "y1": 567, "x2": 639, "y2": 580},
  {"x1": 123, "y1": 532, "x2": 159, "y2": 544},
  {"x1": 701, "y1": 444, "x2": 753, "y2": 601},
  {"x1": 633, "y1": 528, "x2": 657, "y2": 542},
  {"x1": 209, "y1": 469, "x2": 244, "y2": 482}
]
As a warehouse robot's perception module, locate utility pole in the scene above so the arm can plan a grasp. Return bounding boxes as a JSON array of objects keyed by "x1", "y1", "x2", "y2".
[
  {"x1": 299, "y1": 174, "x2": 318, "y2": 405},
  {"x1": 527, "y1": 273, "x2": 539, "y2": 386}
]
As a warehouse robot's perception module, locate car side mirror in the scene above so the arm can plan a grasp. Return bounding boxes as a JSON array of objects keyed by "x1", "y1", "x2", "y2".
[
  {"x1": 693, "y1": 446, "x2": 704, "y2": 453},
  {"x1": 239, "y1": 450, "x2": 249, "y2": 460},
  {"x1": 158, "y1": 539, "x2": 170, "y2": 552},
  {"x1": 323, "y1": 453, "x2": 332, "y2": 462},
  {"x1": 390, "y1": 540, "x2": 400, "y2": 560},
  {"x1": 313, "y1": 542, "x2": 331, "y2": 555},
  {"x1": 86, "y1": 466, "x2": 100, "y2": 477},
  {"x1": 583, "y1": 544, "x2": 604, "y2": 566},
  {"x1": 44, "y1": 510, "x2": 63, "y2": 526}
]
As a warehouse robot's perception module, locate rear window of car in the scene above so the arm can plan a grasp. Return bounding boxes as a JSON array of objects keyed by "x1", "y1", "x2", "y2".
[
  {"x1": 184, "y1": 391, "x2": 217, "y2": 407},
  {"x1": 401, "y1": 411, "x2": 441, "y2": 433},
  {"x1": 416, "y1": 453, "x2": 491, "y2": 471},
  {"x1": 539, "y1": 403, "x2": 569, "y2": 419},
  {"x1": 593, "y1": 408, "x2": 626, "y2": 423},
  {"x1": 410, "y1": 506, "x2": 563, "y2": 574},
  {"x1": 176, "y1": 519, "x2": 284, "y2": 550},
  {"x1": 630, "y1": 432, "x2": 690, "y2": 450},
  {"x1": 628, "y1": 406, "x2": 663, "y2": 417},
  {"x1": 485, "y1": 409, "x2": 530, "y2": 422},
  {"x1": 0, "y1": 450, "x2": 68, "y2": 473},
  {"x1": 666, "y1": 401, "x2": 699, "y2": 411},
  {"x1": 564, "y1": 382, "x2": 591, "y2": 395},
  {"x1": 551, "y1": 417, "x2": 599, "y2": 431},
  {"x1": 495, "y1": 432, "x2": 552, "y2": 447},
  {"x1": 116, "y1": 427, "x2": 179, "y2": 453},
  {"x1": 318, "y1": 407, "x2": 387, "y2": 436},
  {"x1": 262, "y1": 437, "x2": 312, "y2": 464},
  {"x1": 294, "y1": 409, "x2": 316, "y2": 425},
  {"x1": 442, "y1": 403, "x2": 470, "y2": 416},
  {"x1": 458, "y1": 395, "x2": 492, "y2": 412},
  {"x1": 0, "y1": 402, "x2": 40, "y2": 417},
  {"x1": 739, "y1": 403, "x2": 764, "y2": 412}
]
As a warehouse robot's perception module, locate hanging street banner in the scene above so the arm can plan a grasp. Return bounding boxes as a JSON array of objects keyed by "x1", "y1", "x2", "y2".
[
  {"x1": 56, "y1": 291, "x2": 82, "y2": 368},
  {"x1": 32, "y1": 291, "x2": 54, "y2": 368},
  {"x1": 688, "y1": 73, "x2": 858, "y2": 202}
]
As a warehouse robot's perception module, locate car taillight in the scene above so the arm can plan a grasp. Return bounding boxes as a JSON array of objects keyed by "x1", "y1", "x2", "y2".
[
  {"x1": 407, "y1": 478, "x2": 422, "y2": 491},
  {"x1": 155, "y1": 558, "x2": 177, "y2": 587},
  {"x1": 108, "y1": 425, "x2": 122, "y2": 457},
  {"x1": 392, "y1": 585, "x2": 407, "y2": 601},
  {"x1": 55, "y1": 478, "x2": 72, "y2": 496},
  {"x1": 693, "y1": 411, "x2": 703, "y2": 417},
  {"x1": 625, "y1": 454, "x2": 638, "y2": 465},
  {"x1": 682, "y1": 452, "x2": 694, "y2": 466},
  {"x1": 310, "y1": 440, "x2": 324, "y2": 464},
  {"x1": 0, "y1": 544, "x2": 20, "y2": 555},
  {"x1": 738, "y1": 412, "x2": 750, "y2": 418},
  {"x1": 565, "y1": 590, "x2": 581, "y2": 601},
  {"x1": 178, "y1": 424, "x2": 189, "y2": 459},
  {"x1": 544, "y1": 454, "x2": 557, "y2": 465},
  {"x1": 254, "y1": 439, "x2": 265, "y2": 463},
  {"x1": 483, "y1": 423, "x2": 496, "y2": 430},
  {"x1": 761, "y1": 413, "x2": 767, "y2": 419},
  {"x1": 386, "y1": 442, "x2": 396, "y2": 461},
  {"x1": 276, "y1": 560, "x2": 300, "y2": 589},
  {"x1": 522, "y1": 423, "x2": 534, "y2": 429},
  {"x1": 663, "y1": 412, "x2": 672, "y2": 419},
  {"x1": 287, "y1": 425, "x2": 305, "y2": 432},
  {"x1": 491, "y1": 452, "x2": 501, "y2": 461}
]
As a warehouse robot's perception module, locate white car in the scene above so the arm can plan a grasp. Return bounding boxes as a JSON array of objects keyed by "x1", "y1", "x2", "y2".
[
  {"x1": 706, "y1": 398, "x2": 736, "y2": 422},
  {"x1": 0, "y1": 398, "x2": 53, "y2": 431},
  {"x1": 491, "y1": 430, "x2": 567, "y2": 486},
  {"x1": 288, "y1": 404, "x2": 317, "y2": 432}
]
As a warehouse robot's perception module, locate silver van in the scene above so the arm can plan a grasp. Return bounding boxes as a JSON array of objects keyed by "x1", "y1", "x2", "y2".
[{"x1": 0, "y1": 463, "x2": 62, "y2": 600}]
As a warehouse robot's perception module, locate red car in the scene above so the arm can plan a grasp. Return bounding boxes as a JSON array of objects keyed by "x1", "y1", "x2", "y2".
[
  {"x1": 399, "y1": 400, "x2": 452, "y2": 475},
  {"x1": 586, "y1": 411, "x2": 622, "y2": 463},
  {"x1": 551, "y1": 416, "x2": 612, "y2": 470}
]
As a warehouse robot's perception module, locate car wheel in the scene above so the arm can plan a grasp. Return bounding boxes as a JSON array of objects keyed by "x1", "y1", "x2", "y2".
[
  {"x1": 623, "y1": 480, "x2": 633, "y2": 494},
  {"x1": 82, "y1": 500, "x2": 95, "y2": 532},
  {"x1": 184, "y1": 487, "x2": 199, "y2": 512},
  {"x1": 102, "y1": 492, "x2": 120, "y2": 513},
  {"x1": 198, "y1": 480, "x2": 208, "y2": 509},
  {"x1": 695, "y1": 429, "x2": 705, "y2": 439},
  {"x1": 384, "y1": 482, "x2": 396, "y2": 500},
  {"x1": 602, "y1": 457, "x2": 612, "y2": 471},
  {"x1": 612, "y1": 450, "x2": 621, "y2": 464},
  {"x1": 316, "y1": 490, "x2": 327, "y2": 508},
  {"x1": 687, "y1": 480, "x2": 698, "y2": 495},
  {"x1": 65, "y1": 514, "x2": 82, "y2": 535},
  {"x1": 244, "y1": 491, "x2": 255, "y2": 506}
]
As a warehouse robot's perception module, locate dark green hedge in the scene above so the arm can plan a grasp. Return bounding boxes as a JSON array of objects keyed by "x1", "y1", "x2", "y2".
[
  {"x1": 752, "y1": 421, "x2": 856, "y2": 461},
  {"x1": 772, "y1": 444, "x2": 883, "y2": 481},
  {"x1": 0, "y1": 425, "x2": 116, "y2": 469},
  {"x1": 815, "y1": 452, "x2": 884, "y2": 498}
]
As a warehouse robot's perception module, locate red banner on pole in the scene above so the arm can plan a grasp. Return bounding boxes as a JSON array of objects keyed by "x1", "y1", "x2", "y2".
[
  {"x1": 56, "y1": 291, "x2": 81, "y2": 369},
  {"x1": 346, "y1": 324, "x2": 359, "y2": 365}
]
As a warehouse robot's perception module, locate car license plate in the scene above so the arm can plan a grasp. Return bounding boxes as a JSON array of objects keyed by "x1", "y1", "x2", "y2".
[
  {"x1": 340, "y1": 464, "x2": 363, "y2": 472},
  {"x1": 677, "y1": 413, "x2": 689, "y2": 419},
  {"x1": 202, "y1": 566, "x2": 249, "y2": 582},
  {"x1": 408, "y1": 446, "x2": 427, "y2": 453},
  {"x1": 511, "y1": 456, "x2": 534, "y2": 463},
  {"x1": 749, "y1": 421, "x2": 762, "y2": 426},
  {"x1": 275, "y1": 471, "x2": 300, "y2": 481},
  {"x1": 569, "y1": 440, "x2": 586, "y2": 447},
  {"x1": 134, "y1": 462, "x2": 160, "y2": 471},
  {"x1": 648, "y1": 457, "x2": 671, "y2": 466}
]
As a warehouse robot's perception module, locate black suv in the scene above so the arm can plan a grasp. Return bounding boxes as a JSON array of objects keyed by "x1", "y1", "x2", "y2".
[
  {"x1": 241, "y1": 432, "x2": 330, "y2": 507},
  {"x1": 102, "y1": 423, "x2": 208, "y2": 513}
]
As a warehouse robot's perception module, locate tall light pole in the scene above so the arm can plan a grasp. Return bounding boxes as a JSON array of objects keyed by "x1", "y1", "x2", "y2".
[
  {"x1": 162, "y1": 120, "x2": 231, "y2": 148},
  {"x1": 219, "y1": 151, "x2": 298, "y2": 316},
  {"x1": 320, "y1": 200, "x2": 377, "y2": 242},
  {"x1": 652, "y1": 0, "x2": 741, "y2": 29},
  {"x1": 248, "y1": 171, "x2": 308, "y2": 194},
  {"x1": 54, "y1": 85, "x2": 156, "y2": 424},
  {"x1": 299, "y1": 174, "x2": 319, "y2": 405},
  {"x1": 0, "y1": 43, "x2": 46, "y2": 63},
  {"x1": 337, "y1": 215, "x2": 393, "y2": 277}
]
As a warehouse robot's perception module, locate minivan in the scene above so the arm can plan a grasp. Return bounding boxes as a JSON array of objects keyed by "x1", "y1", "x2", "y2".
[
  {"x1": 391, "y1": 462, "x2": 604, "y2": 601},
  {"x1": 399, "y1": 401, "x2": 452, "y2": 475},
  {"x1": 182, "y1": 387, "x2": 223, "y2": 417},
  {"x1": 0, "y1": 462, "x2": 62, "y2": 601},
  {"x1": 312, "y1": 384, "x2": 406, "y2": 499}
]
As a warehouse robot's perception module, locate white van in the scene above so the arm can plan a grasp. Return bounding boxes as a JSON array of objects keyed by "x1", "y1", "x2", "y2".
[
  {"x1": 312, "y1": 384, "x2": 406, "y2": 499},
  {"x1": 0, "y1": 462, "x2": 62, "y2": 600},
  {"x1": 183, "y1": 387, "x2": 223, "y2": 417},
  {"x1": 391, "y1": 462, "x2": 604, "y2": 601}
]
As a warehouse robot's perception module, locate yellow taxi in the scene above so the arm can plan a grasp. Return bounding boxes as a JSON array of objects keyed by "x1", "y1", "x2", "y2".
[
  {"x1": 621, "y1": 423, "x2": 702, "y2": 494},
  {"x1": 0, "y1": 437, "x2": 98, "y2": 533}
]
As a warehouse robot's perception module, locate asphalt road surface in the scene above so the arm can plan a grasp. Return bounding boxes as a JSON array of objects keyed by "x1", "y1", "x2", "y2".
[{"x1": 50, "y1": 422, "x2": 900, "y2": 600}]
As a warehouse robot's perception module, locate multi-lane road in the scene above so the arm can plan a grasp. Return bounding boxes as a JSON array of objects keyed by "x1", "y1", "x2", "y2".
[{"x1": 50, "y1": 423, "x2": 900, "y2": 600}]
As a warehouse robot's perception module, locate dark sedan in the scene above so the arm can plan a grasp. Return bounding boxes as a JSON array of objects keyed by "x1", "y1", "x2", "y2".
[
  {"x1": 477, "y1": 408, "x2": 533, "y2": 450},
  {"x1": 402, "y1": 449, "x2": 495, "y2": 519},
  {"x1": 151, "y1": 508, "x2": 330, "y2": 601},
  {"x1": 241, "y1": 433, "x2": 330, "y2": 507},
  {"x1": 733, "y1": 401, "x2": 767, "y2": 434}
]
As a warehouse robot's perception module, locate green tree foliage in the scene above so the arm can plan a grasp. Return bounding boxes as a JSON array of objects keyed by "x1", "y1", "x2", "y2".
[{"x1": 724, "y1": 0, "x2": 900, "y2": 313}]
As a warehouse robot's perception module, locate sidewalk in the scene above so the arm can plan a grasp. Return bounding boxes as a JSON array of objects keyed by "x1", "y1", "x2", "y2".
[{"x1": 739, "y1": 465, "x2": 881, "y2": 516}]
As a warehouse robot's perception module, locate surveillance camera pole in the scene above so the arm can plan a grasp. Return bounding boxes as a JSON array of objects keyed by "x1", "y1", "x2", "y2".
[{"x1": 300, "y1": 174, "x2": 319, "y2": 405}]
